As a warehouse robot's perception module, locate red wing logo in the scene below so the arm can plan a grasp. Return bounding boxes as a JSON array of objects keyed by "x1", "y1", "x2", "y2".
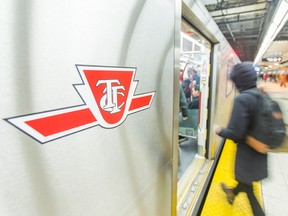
[{"x1": 5, "y1": 65, "x2": 155, "y2": 144}]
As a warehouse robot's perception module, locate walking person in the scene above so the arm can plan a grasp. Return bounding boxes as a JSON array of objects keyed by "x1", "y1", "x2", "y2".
[
  {"x1": 214, "y1": 62, "x2": 268, "y2": 216},
  {"x1": 263, "y1": 72, "x2": 268, "y2": 82},
  {"x1": 280, "y1": 72, "x2": 287, "y2": 88}
]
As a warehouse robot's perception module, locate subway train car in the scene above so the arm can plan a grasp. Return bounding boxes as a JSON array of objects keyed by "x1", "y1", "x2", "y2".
[{"x1": 1, "y1": 0, "x2": 241, "y2": 216}]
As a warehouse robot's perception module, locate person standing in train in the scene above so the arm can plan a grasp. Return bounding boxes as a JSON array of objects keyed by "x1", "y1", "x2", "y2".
[
  {"x1": 214, "y1": 62, "x2": 268, "y2": 216},
  {"x1": 179, "y1": 85, "x2": 188, "y2": 120}
]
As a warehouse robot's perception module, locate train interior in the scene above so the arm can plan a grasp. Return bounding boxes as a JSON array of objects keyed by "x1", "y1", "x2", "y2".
[{"x1": 178, "y1": 21, "x2": 211, "y2": 180}]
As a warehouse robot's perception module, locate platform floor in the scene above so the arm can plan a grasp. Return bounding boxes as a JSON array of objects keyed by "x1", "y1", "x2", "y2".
[
  {"x1": 259, "y1": 80, "x2": 288, "y2": 216},
  {"x1": 263, "y1": 152, "x2": 288, "y2": 215},
  {"x1": 201, "y1": 81, "x2": 288, "y2": 215}
]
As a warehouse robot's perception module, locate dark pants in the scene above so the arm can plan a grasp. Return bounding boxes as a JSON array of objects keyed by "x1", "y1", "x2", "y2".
[{"x1": 233, "y1": 182, "x2": 265, "y2": 216}]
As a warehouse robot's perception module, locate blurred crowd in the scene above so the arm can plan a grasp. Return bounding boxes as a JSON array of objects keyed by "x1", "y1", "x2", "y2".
[{"x1": 258, "y1": 71, "x2": 288, "y2": 87}]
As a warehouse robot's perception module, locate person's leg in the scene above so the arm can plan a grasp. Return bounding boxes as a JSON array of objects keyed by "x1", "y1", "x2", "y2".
[
  {"x1": 222, "y1": 182, "x2": 265, "y2": 215},
  {"x1": 237, "y1": 182, "x2": 265, "y2": 216},
  {"x1": 232, "y1": 182, "x2": 244, "y2": 195},
  {"x1": 221, "y1": 181, "x2": 249, "y2": 204}
]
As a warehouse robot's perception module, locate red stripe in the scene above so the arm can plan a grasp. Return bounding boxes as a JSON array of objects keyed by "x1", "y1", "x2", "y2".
[
  {"x1": 25, "y1": 108, "x2": 96, "y2": 136},
  {"x1": 129, "y1": 95, "x2": 153, "y2": 111}
]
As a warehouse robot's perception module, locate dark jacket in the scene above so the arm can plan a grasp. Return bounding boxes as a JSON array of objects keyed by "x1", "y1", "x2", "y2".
[
  {"x1": 188, "y1": 96, "x2": 199, "y2": 109},
  {"x1": 180, "y1": 85, "x2": 188, "y2": 118},
  {"x1": 218, "y1": 62, "x2": 267, "y2": 184}
]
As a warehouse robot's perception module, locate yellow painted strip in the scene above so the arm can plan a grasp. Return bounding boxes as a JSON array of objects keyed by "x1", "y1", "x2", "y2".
[{"x1": 201, "y1": 139, "x2": 263, "y2": 216}]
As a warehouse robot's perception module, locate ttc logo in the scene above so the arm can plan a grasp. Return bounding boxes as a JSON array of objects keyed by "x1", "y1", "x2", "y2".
[{"x1": 5, "y1": 65, "x2": 155, "y2": 144}]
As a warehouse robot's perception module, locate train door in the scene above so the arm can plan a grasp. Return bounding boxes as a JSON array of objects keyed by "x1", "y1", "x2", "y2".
[
  {"x1": 178, "y1": 20, "x2": 211, "y2": 180},
  {"x1": 177, "y1": 19, "x2": 213, "y2": 215}
]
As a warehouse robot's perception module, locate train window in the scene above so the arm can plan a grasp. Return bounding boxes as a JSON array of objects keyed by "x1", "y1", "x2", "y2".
[
  {"x1": 178, "y1": 21, "x2": 211, "y2": 180},
  {"x1": 182, "y1": 37, "x2": 193, "y2": 52}
]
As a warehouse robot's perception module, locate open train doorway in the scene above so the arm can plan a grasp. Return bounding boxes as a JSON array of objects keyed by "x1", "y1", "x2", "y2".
[{"x1": 178, "y1": 20, "x2": 212, "y2": 181}]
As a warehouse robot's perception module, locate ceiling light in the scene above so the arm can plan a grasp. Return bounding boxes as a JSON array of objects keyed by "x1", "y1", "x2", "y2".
[
  {"x1": 273, "y1": 0, "x2": 288, "y2": 25},
  {"x1": 253, "y1": 0, "x2": 288, "y2": 65}
]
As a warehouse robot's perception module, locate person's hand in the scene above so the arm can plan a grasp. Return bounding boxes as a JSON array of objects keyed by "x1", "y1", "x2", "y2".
[
  {"x1": 213, "y1": 124, "x2": 221, "y2": 135},
  {"x1": 246, "y1": 136, "x2": 270, "y2": 154},
  {"x1": 182, "y1": 116, "x2": 188, "y2": 121}
]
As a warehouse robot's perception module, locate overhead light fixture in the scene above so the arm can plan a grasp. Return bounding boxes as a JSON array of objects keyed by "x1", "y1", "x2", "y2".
[
  {"x1": 273, "y1": 0, "x2": 288, "y2": 25},
  {"x1": 253, "y1": 0, "x2": 288, "y2": 65}
]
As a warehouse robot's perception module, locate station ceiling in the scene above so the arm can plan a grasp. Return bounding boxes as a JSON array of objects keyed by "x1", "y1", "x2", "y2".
[{"x1": 202, "y1": 0, "x2": 288, "y2": 69}]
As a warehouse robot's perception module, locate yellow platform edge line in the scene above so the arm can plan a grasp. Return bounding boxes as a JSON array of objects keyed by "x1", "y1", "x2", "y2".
[{"x1": 200, "y1": 139, "x2": 263, "y2": 216}]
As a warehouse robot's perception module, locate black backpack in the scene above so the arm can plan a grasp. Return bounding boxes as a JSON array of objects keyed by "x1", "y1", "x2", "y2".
[{"x1": 244, "y1": 88, "x2": 286, "y2": 149}]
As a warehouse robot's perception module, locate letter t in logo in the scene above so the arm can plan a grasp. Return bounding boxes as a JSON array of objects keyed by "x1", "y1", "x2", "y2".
[{"x1": 97, "y1": 79, "x2": 125, "y2": 114}]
